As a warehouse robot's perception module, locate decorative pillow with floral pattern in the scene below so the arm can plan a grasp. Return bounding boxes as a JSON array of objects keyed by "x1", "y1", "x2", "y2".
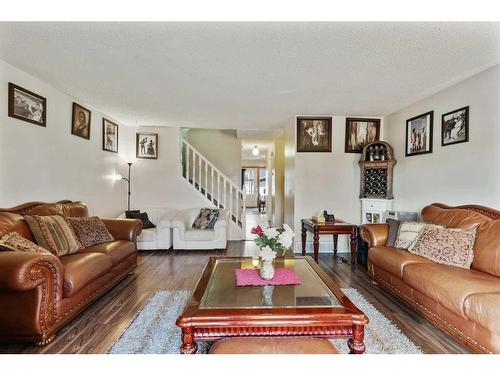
[
  {"x1": 409, "y1": 226, "x2": 476, "y2": 269},
  {"x1": 65, "y1": 216, "x2": 114, "y2": 248},
  {"x1": 0, "y1": 231, "x2": 52, "y2": 254}
]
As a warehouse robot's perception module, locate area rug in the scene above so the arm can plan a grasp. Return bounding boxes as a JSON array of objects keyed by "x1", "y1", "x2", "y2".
[{"x1": 109, "y1": 289, "x2": 422, "y2": 354}]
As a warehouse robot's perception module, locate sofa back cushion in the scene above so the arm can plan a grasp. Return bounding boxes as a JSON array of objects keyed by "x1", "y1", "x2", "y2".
[
  {"x1": 0, "y1": 212, "x2": 35, "y2": 241},
  {"x1": 24, "y1": 215, "x2": 83, "y2": 256},
  {"x1": 472, "y1": 220, "x2": 500, "y2": 277},
  {"x1": 421, "y1": 204, "x2": 500, "y2": 277},
  {"x1": 421, "y1": 205, "x2": 490, "y2": 230}
]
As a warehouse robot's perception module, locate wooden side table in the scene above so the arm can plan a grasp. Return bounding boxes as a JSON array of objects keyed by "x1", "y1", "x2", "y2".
[{"x1": 301, "y1": 218, "x2": 358, "y2": 264}]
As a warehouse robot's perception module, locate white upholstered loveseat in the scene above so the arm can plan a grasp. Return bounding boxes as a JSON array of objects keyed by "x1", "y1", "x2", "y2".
[
  {"x1": 118, "y1": 208, "x2": 178, "y2": 250},
  {"x1": 171, "y1": 208, "x2": 229, "y2": 250}
]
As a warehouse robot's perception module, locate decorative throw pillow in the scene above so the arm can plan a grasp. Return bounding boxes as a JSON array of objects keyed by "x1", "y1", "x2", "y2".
[
  {"x1": 409, "y1": 226, "x2": 476, "y2": 269},
  {"x1": 192, "y1": 208, "x2": 221, "y2": 230},
  {"x1": 65, "y1": 216, "x2": 115, "y2": 248},
  {"x1": 24, "y1": 215, "x2": 83, "y2": 256},
  {"x1": 125, "y1": 210, "x2": 140, "y2": 219},
  {"x1": 125, "y1": 211, "x2": 156, "y2": 229},
  {"x1": 386, "y1": 219, "x2": 400, "y2": 247},
  {"x1": 0, "y1": 231, "x2": 52, "y2": 254},
  {"x1": 394, "y1": 222, "x2": 443, "y2": 250}
]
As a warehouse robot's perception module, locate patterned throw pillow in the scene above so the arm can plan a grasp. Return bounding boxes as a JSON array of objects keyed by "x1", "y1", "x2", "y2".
[
  {"x1": 125, "y1": 211, "x2": 156, "y2": 229},
  {"x1": 386, "y1": 219, "x2": 400, "y2": 247},
  {"x1": 65, "y1": 216, "x2": 115, "y2": 248},
  {"x1": 409, "y1": 226, "x2": 476, "y2": 269},
  {"x1": 394, "y1": 222, "x2": 443, "y2": 250},
  {"x1": 24, "y1": 215, "x2": 83, "y2": 256},
  {"x1": 192, "y1": 208, "x2": 221, "y2": 230},
  {"x1": 0, "y1": 231, "x2": 52, "y2": 254}
]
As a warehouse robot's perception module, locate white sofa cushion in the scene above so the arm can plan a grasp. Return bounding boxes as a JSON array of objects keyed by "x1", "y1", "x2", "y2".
[
  {"x1": 184, "y1": 229, "x2": 215, "y2": 241},
  {"x1": 138, "y1": 228, "x2": 157, "y2": 242}
]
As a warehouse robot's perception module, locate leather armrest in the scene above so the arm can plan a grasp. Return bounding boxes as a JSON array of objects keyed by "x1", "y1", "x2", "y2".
[
  {"x1": 360, "y1": 224, "x2": 389, "y2": 248},
  {"x1": 101, "y1": 219, "x2": 142, "y2": 242},
  {"x1": 0, "y1": 252, "x2": 63, "y2": 294}
]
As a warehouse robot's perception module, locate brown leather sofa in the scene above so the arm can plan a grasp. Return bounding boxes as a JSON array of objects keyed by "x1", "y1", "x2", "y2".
[
  {"x1": 360, "y1": 203, "x2": 500, "y2": 353},
  {"x1": 0, "y1": 200, "x2": 142, "y2": 345}
]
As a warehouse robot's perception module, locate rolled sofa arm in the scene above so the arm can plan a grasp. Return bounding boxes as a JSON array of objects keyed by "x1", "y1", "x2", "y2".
[
  {"x1": 0, "y1": 251, "x2": 63, "y2": 294},
  {"x1": 360, "y1": 224, "x2": 389, "y2": 248},
  {"x1": 101, "y1": 219, "x2": 142, "y2": 242}
]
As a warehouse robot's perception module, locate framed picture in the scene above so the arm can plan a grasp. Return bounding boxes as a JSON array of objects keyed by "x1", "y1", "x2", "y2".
[
  {"x1": 442, "y1": 106, "x2": 469, "y2": 146},
  {"x1": 8, "y1": 82, "x2": 46, "y2": 127},
  {"x1": 405, "y1": 111, "x2": 433, "y2": 156},
  {"x1": 136, "y1": 132, "x2": 158, "y2": 159},
  {"x1": 296, "y1": 116, "x2": 332, "y2": 152},
  {"x1": 102, "y1": 118, "x2": 119, "y2": 153},
  {"x1": 72, "y1": 103, "x2": 91, "y2": 139},
  {"x1": 345, "y1": 117, "x2": 380, "y2": 153}
]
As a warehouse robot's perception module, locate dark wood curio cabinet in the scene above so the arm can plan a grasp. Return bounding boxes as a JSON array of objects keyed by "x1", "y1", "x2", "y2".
[{"x1": 359, "y1": 141, "x2": 396, "y2": 199}]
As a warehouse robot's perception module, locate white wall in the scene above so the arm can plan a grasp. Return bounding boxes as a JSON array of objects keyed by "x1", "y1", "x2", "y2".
[
  {"x1": 385, "y1": 64, "x2": 500, "y2": 212},
  {"x1": 0, "y1": 59, "x2": 126, "y2": 216},
  {"x1": 120, "y1": 126, "x2": 209, "y2": 211},
  {"x1": 284, "y1": 122, "x2": 295, "y2": 230},
  {"x1": 293, "y1": 115, "x2": 384, "y2": 253},
  {"x1": 0, "y1": 59, "x2": 209, "y2": 218},
  {"x1": 186, "y1": 129, "x2": 241, "y2": 186}
]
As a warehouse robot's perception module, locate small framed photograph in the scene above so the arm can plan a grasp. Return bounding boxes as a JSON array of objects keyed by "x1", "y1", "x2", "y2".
[
  {"x1": 345, "y1": 117, "x2": 380, "y2": 153},
  {"x1": 405, "y1": 111, "x2": 433, "y2": 157},
  {"x1": 102, "y1": 118, "x2": 119, "y2": 153},
  {"x1": 296, "y1": 116, "x2": 332, "y2": 152},
  {"x1": 442, "y1": 106, "x2": 469, "y2": 146},
  {"x1": 373, "y1": 213, "x2": 381, "y2": 223},
  {"x1": 136, "y1": 132, "x2": 158, "y2": 159},
  {"x1": 365, "y1": 213, "x2": 372, "y2": 223},
  {"x1": 72, "y1": 103, "x2": 91, "y2": 139},
  {"x1": 8, "y1": 82, "x2": 46, "y2": 126}
]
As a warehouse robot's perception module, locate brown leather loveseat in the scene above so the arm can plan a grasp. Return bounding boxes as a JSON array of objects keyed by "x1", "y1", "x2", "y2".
[
  {"x1": 361, "y1": 203, "x2": 500, "y2": 353},
  {"x1": 0, "y1": 200, "x2": 142, "y2": 345}
]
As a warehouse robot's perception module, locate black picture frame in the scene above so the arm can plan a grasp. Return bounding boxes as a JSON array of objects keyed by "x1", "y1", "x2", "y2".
[
  {"x1": 296, "y1": 116, "x2": 332, "y2": 152},
  {"x1": 441, "y1": 106, "x2": 469, "y2": 147},
  {"x1": 8, "y1": 82, "x2": 47, "y2": 127},
  {"x1": 102, "y1": 118, "x2": 119, "y2": 153},
  {"x1": 136, "y1": 132, "x2": 158, "y2": 159},
  {"x1": 405, "y1": 111, "x2": 433, "y2": 157},
  {"x1": 344, "y1": 117, "x2": 381, "y2": 153},
  {"x1": 71, "y1": 102, "x2": 91, "y2": 140}
]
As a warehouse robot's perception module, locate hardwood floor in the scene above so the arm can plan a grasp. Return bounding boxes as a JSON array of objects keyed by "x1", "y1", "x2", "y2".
[{"x1": 0, "y1": 241, "x2": 470, "y2": 354}]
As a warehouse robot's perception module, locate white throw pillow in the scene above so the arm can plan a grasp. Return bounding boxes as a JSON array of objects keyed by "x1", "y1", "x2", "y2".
[{"x1": 395, "y1": 222, "x2": 443, "y2": 250}]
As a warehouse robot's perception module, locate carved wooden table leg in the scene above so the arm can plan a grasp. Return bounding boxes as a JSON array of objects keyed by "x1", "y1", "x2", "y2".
[
  {"x1": 348, "y1": 324, "x2": 365, "y2": 354},
  {"x1": 180, "y1": 327, "x2": 197, "y2": 354},
  {"x1": 350, "y1": 228, "x2": 357, "y2": 264},
  {"x1": 333, "y1": 234, "x2": 338, "y2": 256},
  {"x1": 313, "y1": 230, "x2": 320, "y2": 263},
  {"x1": 301, "y1": 224, "x2": 307, "y2": 256}
]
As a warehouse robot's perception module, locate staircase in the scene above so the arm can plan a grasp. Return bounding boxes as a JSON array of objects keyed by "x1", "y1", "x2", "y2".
[{"x1": 180, "y1": 139, "x2": 246, "y2": 238}]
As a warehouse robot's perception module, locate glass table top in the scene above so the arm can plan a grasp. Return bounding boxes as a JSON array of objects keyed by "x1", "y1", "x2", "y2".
[{"x1": 199, "y1": 258, "x2": 342, "y2": 309}]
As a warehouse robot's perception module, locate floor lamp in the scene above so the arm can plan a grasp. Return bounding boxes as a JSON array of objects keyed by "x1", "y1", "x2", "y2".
[{"x1": 115, "y1": 162, "x2": 132, "y2": 211}]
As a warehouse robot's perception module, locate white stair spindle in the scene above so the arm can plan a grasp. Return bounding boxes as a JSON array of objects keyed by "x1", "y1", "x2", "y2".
[
  {"x1": 229, "y1": 184, "x2": 233, "y2": 220},
  {"x1": 186, "y1": 142, "x2": 190, "y2": 180},
  {"x1": 204, "y1": 161, "x2": 208, "y2": 197},
  {"x1": 211, "y1": 167, "x2": 214, "y2": 203}
]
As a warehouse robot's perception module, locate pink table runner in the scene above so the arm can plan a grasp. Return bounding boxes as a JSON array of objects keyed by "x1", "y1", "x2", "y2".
[{"x1": 235, "y1": 268, "x2": 301, "y2": 286}]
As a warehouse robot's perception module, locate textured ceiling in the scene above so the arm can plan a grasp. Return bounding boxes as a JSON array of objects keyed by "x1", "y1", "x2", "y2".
[{"x1": 1, "y1": 22, "x2": 499, "y2": 129}]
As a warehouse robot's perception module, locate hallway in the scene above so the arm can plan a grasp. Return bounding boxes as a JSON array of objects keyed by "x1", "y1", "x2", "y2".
[{"x1": 245, "y1": 208, "x2": 269, "y2": 240}]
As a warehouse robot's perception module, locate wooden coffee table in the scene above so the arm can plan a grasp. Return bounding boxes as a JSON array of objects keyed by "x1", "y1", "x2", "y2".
[{"x1": 176, "y1": 256, "x2": 368, "y2": 354}]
